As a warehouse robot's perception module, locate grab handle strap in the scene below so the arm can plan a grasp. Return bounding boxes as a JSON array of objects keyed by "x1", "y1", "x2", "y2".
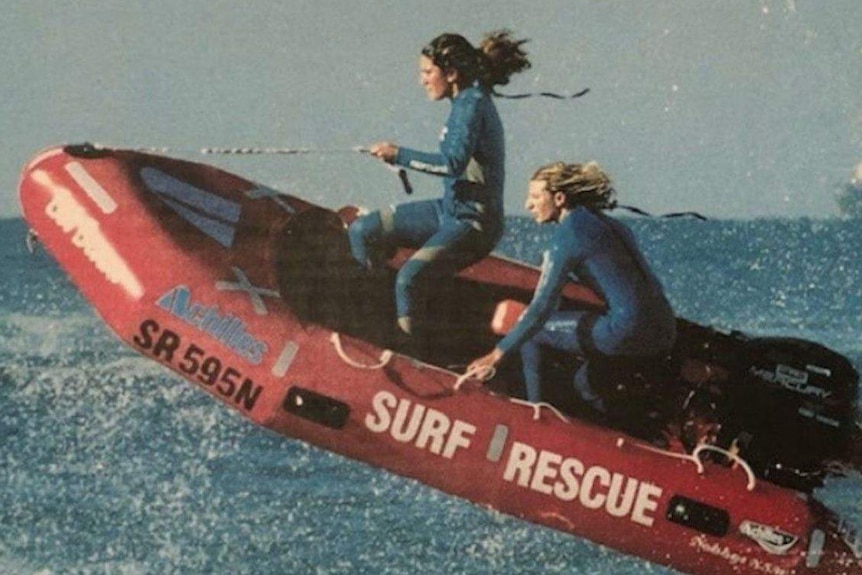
[{"x1": 329, "y1": 332, "x2": 394, "y2": 370}]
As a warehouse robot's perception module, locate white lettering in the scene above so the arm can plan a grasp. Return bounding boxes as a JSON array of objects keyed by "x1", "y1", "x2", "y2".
[
  {"x1": 391, "y1": 399, "x2": 424, "y2": 442},
  {"x1": 631, "y1": 483, "x2": 662, "y2": 527},
  {"x1": 415, "y1": 408, "x2": 451, "y2": 454},
  {"x1": 554, "y1": 458, "x2": 584, "y2": 502},
  {"x1": 689, "y1": 535, "x2": 789, "y2": 574},
  {"x1": 364, "y1": 391, "x2": 474, "y2": 459},
  {"x1": 606, "y1": 474, "x2": 638, "y2": 518},
  {"x1": 37, "y1": 170, "x2": 144, "y2": 299},
  {"x1": 502, "y1": 442, "x2": 663, "y2": 527},
  {"x1": 365, "y1": 390, "x2": 397, "y2": 433},
  {"x1": 531, "y1": 449, "x2": 562, "y2": 495},
  {"x1": 690, "y1": 535, "x2": 749, "y2": 567},
  {"x1": 503, "y1": 442, "x2": 537, "y2": 486},
  {"x1": 443, "y1": 420, "x2": 476, "y2": 459},
  {"x1": 748, "y1": 365, "x2": 830, "y2": 399},
  {"x1": 580, "y1": 467, "x2": 610, "y2": 510},
  {"x1": 363, "y1": 392, "x2": 664, "y2": 528}
]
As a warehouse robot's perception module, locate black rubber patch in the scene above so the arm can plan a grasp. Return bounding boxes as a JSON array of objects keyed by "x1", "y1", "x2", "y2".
[
  {"x1": 283, "y1": 387, "x2": 350, "y2": 429},
  {"x1": 64, "y1": 143, "x2": 110, "y2": 159},
  {"x1": 665, "y1": 495, "x2": 729, "y2": 537}
]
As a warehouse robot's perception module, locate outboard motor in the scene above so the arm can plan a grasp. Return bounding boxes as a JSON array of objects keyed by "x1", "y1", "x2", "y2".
[{"x1": 675, "y1": 320, "x2": 859, "y2": 491}]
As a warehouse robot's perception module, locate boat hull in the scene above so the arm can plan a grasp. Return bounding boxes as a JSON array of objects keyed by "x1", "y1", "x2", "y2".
[{"x1": 18, "y1": 144, "x2": 862, "y2": 575}]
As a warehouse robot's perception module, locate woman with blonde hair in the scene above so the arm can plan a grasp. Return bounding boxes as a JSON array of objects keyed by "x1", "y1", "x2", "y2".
[
  {"x1": 468, "y1": 161, "x2": 677, "y2": 410},
  {"x1": 349, "y1": 30, "x2": 530, "y2": 335}
]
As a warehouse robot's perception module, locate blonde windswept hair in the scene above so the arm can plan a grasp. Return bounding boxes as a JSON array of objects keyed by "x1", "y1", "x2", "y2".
[{"x1": 531, "y1": 161, "x2": 616, "y2": 210}]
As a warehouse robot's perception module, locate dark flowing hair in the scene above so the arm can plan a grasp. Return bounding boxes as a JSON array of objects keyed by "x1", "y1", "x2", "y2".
[{"x1": 421, "y1": 30, "x2": 531, "y2": 90}]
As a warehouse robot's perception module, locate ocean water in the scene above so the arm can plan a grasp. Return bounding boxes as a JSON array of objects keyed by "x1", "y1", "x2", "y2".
[{"x1": 1, "y1": 214, "x2": 861, "y2": 575}]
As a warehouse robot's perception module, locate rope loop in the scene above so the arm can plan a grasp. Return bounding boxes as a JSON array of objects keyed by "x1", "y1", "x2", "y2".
[
  {"x1": 453, "y1": 367, "x2": 567, "y2": 423},
  {"x1": 454, "y1": 365, "x2": 495, "y2": 391},
  {"x1": 693, "y1": 444, "x2": 757, "y2": 491},
  {"x1": 617, "y1": 438, "x2": 757, "y2": 491},
  {"x1": 329, "y1": 332, "x2": 394, "y2": 370},
  {"x1": 508, "y1": 398, "x2": 569, "y2": 422}
]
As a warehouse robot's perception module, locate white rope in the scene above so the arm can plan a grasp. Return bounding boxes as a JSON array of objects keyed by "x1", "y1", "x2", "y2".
[
  {"x1": 329, "y1": 332, "x2": 394, "y2": 370},
  {"x1": 453, "y1": 366, "x2": 567, "y2": 422},
  {"x1": 508, "y1": 398, "x2": 569, "y2": 423},
  {"x1": 203, "y1": 146, "x2": 370, "y2": 155},
  {"x1": 97, "y1": 142, "x2": 414, "y2": 195},
  {"x1": 126, "y1": 145, "x2": 370, "y2": 156},
  {"x1": 454, "y1": 365, "x2": 495, "y2": 391},
  {"x1": 617, "y1": 438, "x2": 757, "y2": 491},
  {"x1": 118, "y1": 143, "x2": 412, "y2": 195},
  {"x1": 616, "y1": 437, "x2": 704, "y2": 472},
  {"x1": 693, "y1": 444, "x2": 757, "y2": 491}
]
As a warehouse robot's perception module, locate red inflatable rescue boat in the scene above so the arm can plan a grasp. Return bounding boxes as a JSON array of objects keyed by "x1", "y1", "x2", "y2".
[{"x1": 18, "y1": 144, "x2": 862, "y2": 575}]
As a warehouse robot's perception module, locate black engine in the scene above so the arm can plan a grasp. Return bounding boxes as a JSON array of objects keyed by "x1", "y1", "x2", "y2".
[{"x1": 672, "y1": 321, "x2": 859, "y2": 491}]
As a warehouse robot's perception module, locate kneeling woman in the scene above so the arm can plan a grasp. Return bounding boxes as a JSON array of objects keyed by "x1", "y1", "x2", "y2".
[
  {"x1": 468, "y1": 161, "x2": 677, "y2": 410},
  {"x1": 348, "y1": 31, "x2": 530, "y2": 335}
]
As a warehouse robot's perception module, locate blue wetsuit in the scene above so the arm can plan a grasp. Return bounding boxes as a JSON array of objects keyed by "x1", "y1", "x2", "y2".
[
  {"x1": 497, "y1": 207, "x2": 676, "y2": 405},
  {"x1": 349, "y1": 84, "x2": 505, "y2": 322}
]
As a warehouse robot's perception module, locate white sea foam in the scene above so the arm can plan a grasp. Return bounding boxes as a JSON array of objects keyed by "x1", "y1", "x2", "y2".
[{"x1": 1, "y1": 217, "x2": 861, "y2": 574}]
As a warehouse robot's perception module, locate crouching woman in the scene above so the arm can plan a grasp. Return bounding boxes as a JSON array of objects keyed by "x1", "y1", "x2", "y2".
[{"x1": 468, "y1": 161, "x2": 676, "y2": 412}]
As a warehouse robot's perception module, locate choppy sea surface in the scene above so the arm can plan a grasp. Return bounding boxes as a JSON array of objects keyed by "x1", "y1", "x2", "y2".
[{"x1": 1, "y1": 215, "x2": 861, "y2": 575}]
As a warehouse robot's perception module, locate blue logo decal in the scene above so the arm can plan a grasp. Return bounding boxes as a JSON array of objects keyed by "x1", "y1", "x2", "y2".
[
  {"x1": 140, "y1": 168, "x2": 241, "y2": 248},
  {"x1": 157, "y1": 285, "x2": 267, "y2": 364}
]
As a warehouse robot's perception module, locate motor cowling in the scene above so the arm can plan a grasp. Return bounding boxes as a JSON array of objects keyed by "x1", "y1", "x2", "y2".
[{"x1": 676, "y1": 321, "x2": 859, "y2": 491}]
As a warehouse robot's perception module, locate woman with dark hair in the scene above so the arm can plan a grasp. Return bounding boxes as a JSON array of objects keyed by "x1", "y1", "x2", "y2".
[
  {"x1": 348, "y1": 31, "x2": 530, "y2": 335},
  {"x1": 467, "y1": 161, "x2": 677, "y2": 410}
]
